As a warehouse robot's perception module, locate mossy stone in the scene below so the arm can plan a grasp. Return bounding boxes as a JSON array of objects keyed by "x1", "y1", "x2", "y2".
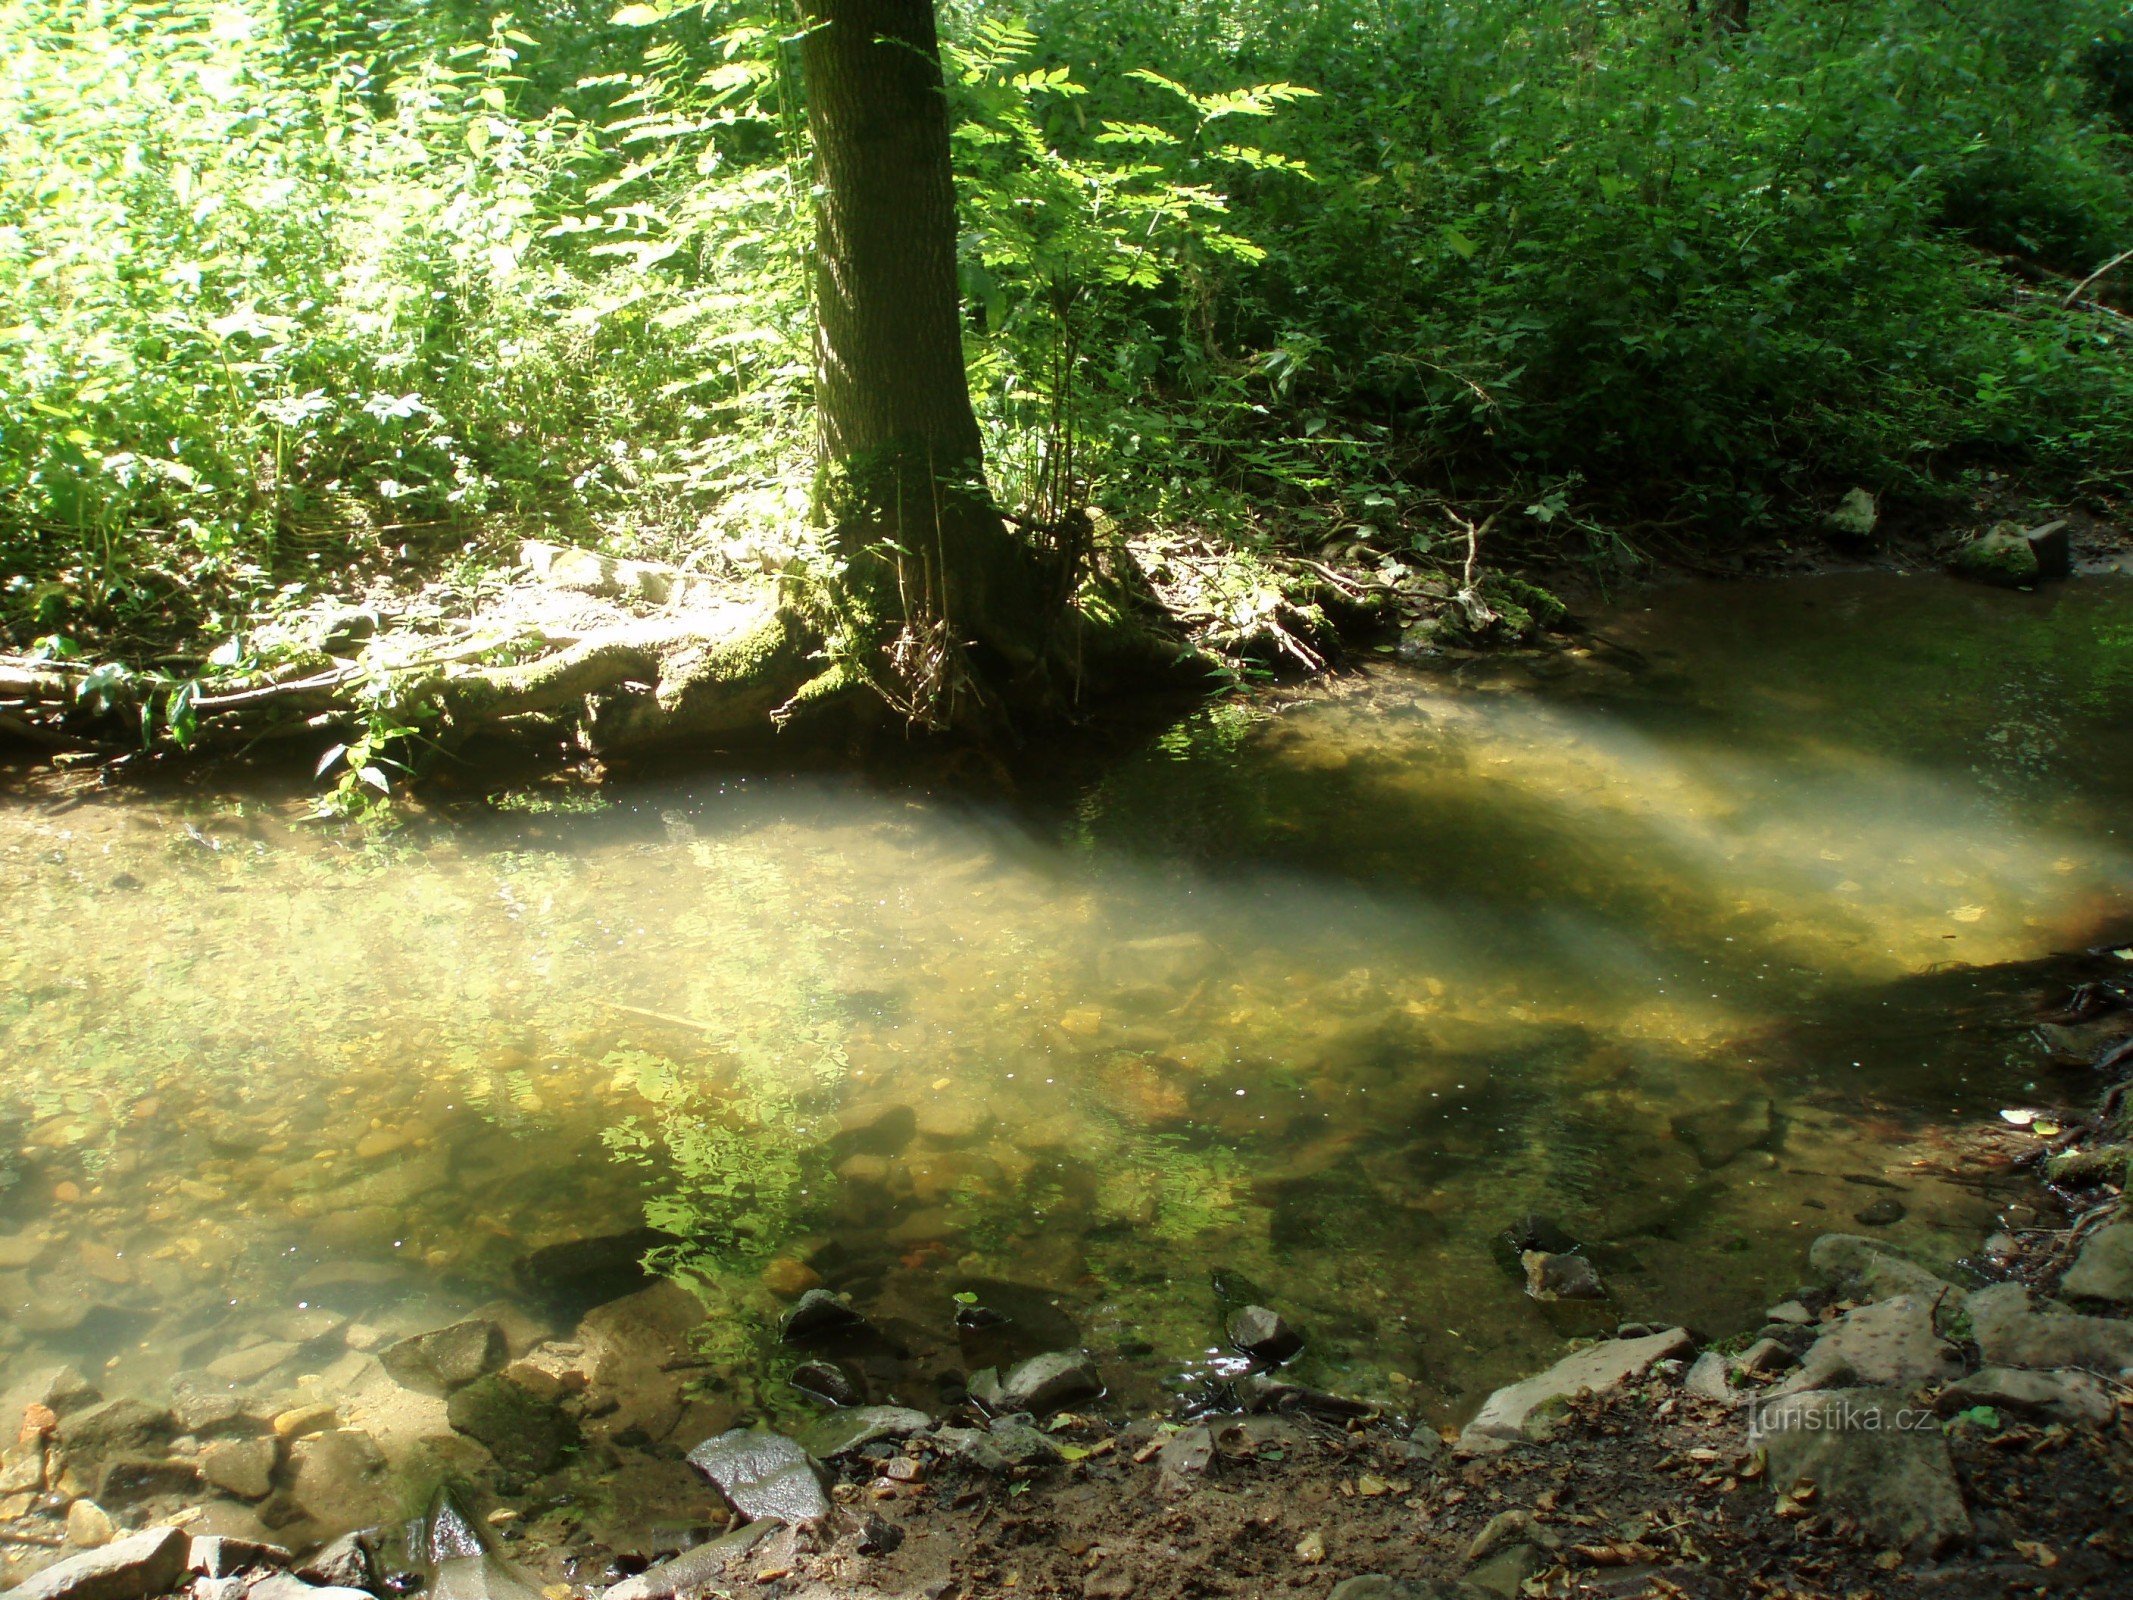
[{"x1": 445, "y1": 1375, "x2": 578, "y2": 1479}]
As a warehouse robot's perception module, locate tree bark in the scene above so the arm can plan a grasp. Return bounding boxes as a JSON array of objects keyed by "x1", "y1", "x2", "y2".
[{"x1": 797, "y1": 0, "x2": 1056, "y2": 719}]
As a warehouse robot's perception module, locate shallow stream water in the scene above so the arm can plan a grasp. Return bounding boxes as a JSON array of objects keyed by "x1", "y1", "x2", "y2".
[{"x1": 3, "y1": 573, "x2": 2130, "y2": 1531}]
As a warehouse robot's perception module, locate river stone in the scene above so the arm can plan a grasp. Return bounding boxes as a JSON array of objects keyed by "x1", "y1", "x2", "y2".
[
  {"x1": 1684, "y1": 1351, "x2": 1734, "y2": 1403},
  {"x1": 97, "y1": 1456, "x2": 203, "y2": 1505},
  {"x1": 431, "y1": 1551, "x2": 546, "y2": 1600},
  {"x1": 597, "y1": 1521, "x2": 777, "y2": 1600},
  {"x1": 1, "y1": 1366, "x2": 100, "y2": 1424},
  {"x1": 185, "y1": 1537, "x2": 290, "y2": 1580},
  {"x1": 574, "y1": 1281, "x2": 710, "y2": 1443},
  {"x1": 205, "y1": 1342, "x2": 297, "y2": 1385},
  {"x1": 1754, "y1": 1388, "x2": 1971, "y2": 1555},
  {"x1": 971, "y1": 1349, "x2": 1102, "y2": 1415},
  {"x1": 445, "y1": 1375, "x2": 579, "y2": 1478},
  {"x1": 1770, "y1": 1294, "x2": 1959, "y2": 1397},
  {"x1": 1157, "y1": 1423, "x2": 1215, "y2": 1493},
  {"x1": 54, "y1": 1400, "x2": 175, "y2": 1477},
  {"x1": 1671, "y1": 1095, "x2": 1776, "y2": 1169},
  {"x1": 249, "y1": 1575, "x2": 373, "y2": 1600},
  {"x1": 2, "y1": 1526, "x2": 190, "y2": 1600},
  {"x1": 65, "y1": 1502, "x2": 115, "y2": 1549},
  {"x1": 172, "y1": 1393, "x2": 269, "y2": 1439},
  {"x1": 2061, "y1": 1222, "x2": 2133, "y2": 1304},
  {"x1": 685, "y1": 1430, "x2": 829, "y2": 1525},
  {"x1": 778, "y1": 1289, "x2": 863, "y2": 1342},
  {"x1": 1520, "y1": 1250, "x2": 1604, "y2": 1301},
  {"x1": 936, "y1": 1420, "x2": 1064, "y2": 1471},
  {"x1": 295, "y1": 1533, "x2": 370, "y2": 1590},
  {"x1": 1227, "y1": 1305, "x2": 1304, "y2": 1364},
  {"x1": 282, "y1": 1428, "x2": 395, "y2": 1530},
  {"x1": 1458, "y1": 1327, "x2": 1691, "y2": 1451},
  {"x1": 511, "y1": 1229, "x2": 668, "y2": 1319},
  {"x1": 1462, "y1": 1542, "x2": 1543, "y2": 1600},
  {"x1": 788, "y1": 1361, "x2": 861, "y2": 1408},
  {"x1": 1968, "y1": 1282, "x2": 2133, "y2": 1372},
  {"x1": 0, "y1": 1232, "x2": 52, "y2": 1270},
  {"x1": 1934, "y1": 1367, "x2": 2116, "y2": 1428},
  {"x1": 794, "y1": 1406, "x2": 932, "y2": 1460},
  {"x1": 1327, "y1": 1579, "x2": 1453, "y2": 1600},
  {"x1": 1807, "y1": 1235, "x2": 1957, "y2": 1308},
  {"x1": 1949, "y1": 526, "x2": 2039, "y2": 587},
  {"x1": 379, "y1": 1320, "x2": 506, "y2": 1396}
]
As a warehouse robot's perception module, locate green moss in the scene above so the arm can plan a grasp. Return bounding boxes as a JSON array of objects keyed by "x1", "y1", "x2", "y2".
[{"x1": 1948, "y1": 530, "x2": 2039, "y2": 586}]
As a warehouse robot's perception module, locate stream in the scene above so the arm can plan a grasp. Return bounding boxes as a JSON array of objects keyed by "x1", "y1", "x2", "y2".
[{"x1": 2, "y1": 572, "x2": 2130, "y2": 1546}]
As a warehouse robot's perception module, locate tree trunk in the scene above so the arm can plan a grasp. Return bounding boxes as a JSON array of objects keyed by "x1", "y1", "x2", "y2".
[{"x1": 797, "y1": 0, "x2": 1054, "y2": 720}]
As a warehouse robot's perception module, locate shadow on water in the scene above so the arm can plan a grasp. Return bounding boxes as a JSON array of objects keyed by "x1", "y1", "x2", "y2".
[{"x1": 0, "y1": 573, "x2": 2129, "y2": 1534}]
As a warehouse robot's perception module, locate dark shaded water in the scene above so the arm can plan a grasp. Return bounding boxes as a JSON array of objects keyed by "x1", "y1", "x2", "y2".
[{"x1": 2, "y1": 574, "x2": 2128, "y2": 1522}]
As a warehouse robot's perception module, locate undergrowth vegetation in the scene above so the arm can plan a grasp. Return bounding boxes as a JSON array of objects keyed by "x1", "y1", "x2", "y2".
[{"x1": 4, "y1": 0, "x2": 2132, "y2": 660}]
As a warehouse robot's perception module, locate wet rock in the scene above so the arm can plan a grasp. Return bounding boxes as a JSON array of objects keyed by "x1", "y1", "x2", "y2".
[
  {"x1": 1853, "y1": 1196, "x2": 1906, "y2": 1228},
  {"x1": 685, "y1": 1430, "x2": 830, "y2": 1525},
  {"x1": 270, "y1": 1404, "x2": 337, "y2": 1442},
  {"x1": 575, "y1": 1282, "x2": 712, "y2": 1444},
  {"x1": 1731, "y1": 1338, "x2": 1796, "y2": 1378},
  {"x1": 1234, "y1": 1373, "x2": 1373, "y2": 1420},
  {"x1": 936, "y1": 1420, "x2": 1064, "y2": 1471},
  {"x1": 3, "y1": 1525, "x2": 189, "y2": 1600},
  {"x1": 760, "y1": 1258, "x2": 821, "y2": 1300},
  {"x1": 1462, "y1": 1543, "x2": 1543, "y2": 1599},
  {"x1": 1766, "y1": 1300, "x2": 1812, "y2": 1326},
  {"x1": 1466, "y1": 1509, "x2": 1531, "y2": 1563},
  {"x1": 1949, "y1": 526, "x2": 2039, "y2": 587},
  {"x1": 788, "y1": 1361, "x2": 860, "y2": 1408},
  {"x1": 1934, "y1": 1366, "x2": 2116, "y2": 1428},
  {"x1": 428, "y1": 1550, "x2": 546, "y2": 1600},
  {"x1": 378, "y1": 1321, "x2": 507, "y2": 1397},
  {"x1": 1754, "y1": 1387, "x2": 1971, "y2": 1555},
  {"x1": 1807, "y1": 1234, "x2": 1956, "y2": 1307},
  {"x1": 1520, "y1": 1250, "x2": 1603, "y2": 1302},
  {"x1": 1671, "y1": 1096, "x2": 1777, "y2": 1170},
  {"x1": 264, "y1": 1309, "x2": 349, "y2": 1349},
  {"x1": 1968, "y1": 1282, "x2": 2133, "y2": 1371},
  {"x1": 2060, "y1": 1221, "x2": 2133, "y2": 1304},
  {"x1": 511, "y1": 1230, "x2": 668, "y2": 1319},
  {"x1": 597, "y1": 1521, "x2": 776, "y2": 1600},
  {"x1": 281, "y1": 1428, "x2": 395, "y2": 1531},
  {"x1": 1503, "y1": 1214, "x2": 1579, "y2": 1256},
  {"x1": 969, "y1": 1350, "x2": 1101, "y2": 1416},
  {"x1": 97, "y1": 1456, "x2": 203, "y2": 1505},
  {"x1": 54, "y1": 1400, "x2": 175, "y2": 1479},
  {"x1": 1157, "y1": 1424, "x2": 1214, "y2": 1493},
  {"x1": 1, "y1": 1367, "x2": 100, "y2": 1424},
  {"x1": 445, "y1": 1376, "x2": 578, "y2": 1479},
  {"x1": 498, "y1": 1343, "x2": 589, "y2": 1405},
  {"x1": 1772, "y1": 1294, "x2": 1959, "y2": 1397},
  {"x1": 249, "y1": 1575, "x2": 372, "y2": 1600},
  {"x1": 853, "y1": 1512, "x2": 903, "y2": 1557},
  {"x1": 295, "y1": 1534, "x2": 372, "y2": 1591},
  {"x1": 185, "y1": 1537, "x2": 289, "y2": 1580},
  {"x1": 1458, "y1": 1327, "x2": 1692, "y2": 1452},
  {"x1": 794, "y1": 1406, "x2": 931, "y2": 1461},
  {"x1": 778, "y1": 1289, "x2": 864, "y2": 1343},
  {"x1": 172, "y1": 1393, "x2": 269, "y2": 1440},
  {"x1": 204, "y1": 1343, "x2": 297, "y2": 1385},
  {"x1": 913, "y1": 1098, "x2": 993, "y2": 1146},
  {"x1": 0, "y1": 1436, "x2": 45, "y2": 1496},
  {"x1": 1226, "y1": 1306, "x2": 1303, "y2": 1365},
  {"x1": 0, "y1": 1232, "x2": 52, "y2": 1270},
  {"x1": 65, "y1": 1501, "x2": 116, "y2": 1549}
]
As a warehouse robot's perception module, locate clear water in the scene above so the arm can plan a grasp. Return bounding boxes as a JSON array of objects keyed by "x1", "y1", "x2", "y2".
[{"x1": 2, "y1": 574, "x2": 2129, "y2": 1508}]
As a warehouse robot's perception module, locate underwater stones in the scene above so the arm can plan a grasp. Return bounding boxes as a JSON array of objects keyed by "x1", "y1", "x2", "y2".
[
  {"x1": 1226, "y1": 1306, "x2": 1304, "y2": 1365},
  {"x1": 1968, "y1": 1282, "x2": 2133, "y2": 1372},
  {"x1": 206, "y1": 1342, "x2": 298, "y2": 1386},
  {"x1": 779, "y1": 1290, "x2": 864, "y2": 1343},
  {"x1": 186, "y1": 1537, "x2": 291, "y2": 1580},
  {"x1": 97, "y1": 1456, "x2": 203, "y2": 1506},
  {"x1": 1503, "y1": 1214, "x2": 1579, "y2": 1257},
  {"x1": 1772, "y1": 1294, "x2": 1959, "y2": 1397},
  {"x1": 1807, "y1": 1234, "x2": 1956, "y2": 1307},
  {"x1": 172, "y1": 1393, "x2": 270, "y2": 1440},
  {"x1": 1671, "y1": 1095, "x2": 1777, "y2": 1170},
  {"x1": 1853, "y1": 1196, "x2": 1907, "y2": 1228},
  {"x1": 278, "y1": 1428, "x2": 395, "y2": 1531},
  {"x1": 759, "y1": 1258, "x2": 821, "y2": 1300},
  {"x1": 685, "y1": 1430, "x2": 830, "y2": 1526},
  {"x1": 293, "y1": 1533, "x2": 371, "y2": 1591},
  {"x1": 379, "y1": 1320, "x2": 507, "y2": 1397},
  {"x1": 788, "y1": 1361, "x2": 861, "y2": 1408},
  {"x1": 913, "y1": 1097, "x2": 993, "y2": 1146},
  {"x1": 1458, "y1": 1327, "x2": 1692, "y2": 1452},
  {"x1": 65, "y1": 1502, "x2": 116, "y2": 1549},
  {"x1": 3, "y1": 1525, "x2": 189, "y2": 1600},
  {"x1": 2061, "y1": 1221, "x2": 2133, "y2": 1304},
  {"x1": 199, "y1": 1437, "x2": 278, "y2": 1501},
  {"x1": 1757, "y1": 1388, "x2": 1971, "y2": 1555},
  {"x1": 0, "y1": 1233, "x2": 52, "y2": 1271},
  {"x1": 445, "y1": 1376, "x2": 578, "y2": 1479},
  {"x1": 53, "y1": 1400, "x2": 175, "y2": 1480},
  {"x1": 599, "y1": 1522, "x2": 778, "y2": 1600},
  {"x1": 2, "y1": 1368, "x2": 100, "y2": 1425},
  {"x1": 936, "y1": 1420, "x2": 1064, "y2": 1471},
  {"x1": 263, "y1": 1309, "x2": 349, "y2": 1349},
  {"x1": 794, "y1": 1406, "x2": 932, "y2": 1460},
  {"x1": 498, "y1": 1344, "x2": 589, "y2": 1405},
  {"x1": 511, "y1": 1230, "x2": 668, "y2": 1319},
  {"x1": 969, "y1": 1350, "x2": 1102, "y2": 1417},
  {"x1": 1520, "y1": 1251, "x2": 1604, "y2": 1302},
  {"x1": 574, "y1": 1281, "x2": 708, "y2": 1443}
]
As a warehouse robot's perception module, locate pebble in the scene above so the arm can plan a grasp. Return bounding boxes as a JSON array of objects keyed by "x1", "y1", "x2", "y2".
[{"x1": 65, "y1": 1499, "x2": 116, "y2": 1548}]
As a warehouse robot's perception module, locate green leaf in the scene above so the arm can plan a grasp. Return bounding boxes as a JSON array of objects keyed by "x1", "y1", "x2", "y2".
[{"x1": 611, "y1": 4, "x2": 667, "y2": 25}]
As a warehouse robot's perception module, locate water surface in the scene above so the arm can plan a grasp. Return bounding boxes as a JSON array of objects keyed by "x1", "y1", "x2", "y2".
[{"x1": 3, "y1": 573, "x2": 2129, "y2": 1508}]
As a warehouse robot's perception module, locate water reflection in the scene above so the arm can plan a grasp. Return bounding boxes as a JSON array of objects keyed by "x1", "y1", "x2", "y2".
[{"x1": 0, "y1": 574, "x2": 2128, "y2": 1532}]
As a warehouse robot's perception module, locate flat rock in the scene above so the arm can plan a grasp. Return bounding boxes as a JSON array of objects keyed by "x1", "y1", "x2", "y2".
[
  {"x1": 1807, "y1": 1235, "x2": 1956, "y2": 1308},
  {"x1": 97, "y1": 1456, "x2": 203, "y2": 1505},
  {"x1": 1520, "y1": 1250, "x2": 1604, "y2": 1301},
  {"x1": 1770, "y1": 1294, "x2": 1959, "y2": 1397},
  {"x1": 430, "y1": 1552, "x2": 546, "y2": 1600},
  {"x1": 53, "y1": 1400, "x2": 174, "y2": 1475},
  {"x1": 1968, "y1": 1282, "x2": 2133, "y2": 1372},
  {"x1": 204, "y1": 1342, "x2": 297, "y2": 1385},
  {"x1": 294, "y1": 1533, "x2": 370, "y2": 1590},
  {"x1": 1157, "y1": 1424, "x2": 1214, "y2": 1492},
  {"x1": 1935, "y1": 1366, "x2": 2116, "y2": 1428},
  {"x1": 685, "y1": 1430, "x2": 830, "y2": 1525},
  {"x1": 378, "y1": 1320, "x2": 506, "y2": 1396},
  {"x1": 2061, "y1": 1222, "x2": 2133, "y2": 1304},
  {"x1": 185, "y1": 1538, "x2": 289, "y2": 1580},
  {"x1": 1458, "y1": 1328, "x2": 1692, "y2": 1452},
  {"x1": 1226, "y1": 1305, "x2": 1304, "y2": 1364},
  {"x1": 794, "y1": 1406, "x2": 932, "y2": 1460},
  {"x1": 1, "y1": 1525, "x2": 190, "y2": 1600},
  {"x1": 446, "y1": 1375, "x2": 579, "y2": 1478},
  {"x1": 779, "y1": 1289, "x2": 863, "y2": 1342},
  {"x1": 598, "y1": 1521, "x2": 776, "y2": 1600},
  {"x1": 249, "y1": 1575, "x2": 372, "y2": 1600},
  {"x1": 574, "y1": 1282, "x2": 711, "y2": 1443},
  {"x1": 511, "y1": 1229, "x2": 667, "y2": 1319},
  {"x1": 1671, "y1": 1095, "x2": 1776, "y2": 1169},
  {"x1": 936, "y1": 1420, "x2": 1064, "y2": 1471},
  {"x1": 971, "y1": 1349, "x2": 1102, "y2": 1415},
  {"x1": 280, "y1": 1428, "x2": 396, "y2": 1531},
  {"x1": 1754, "y1": 1387, "x2": 1971, "y2": 1555}
]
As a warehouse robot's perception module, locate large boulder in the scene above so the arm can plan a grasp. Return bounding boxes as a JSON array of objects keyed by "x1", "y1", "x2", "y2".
[
  {"x1": 1754, "y1": 1388, "x2": 1971, "y2": 1556},
  {"x1": 794, "y1": 1406, "x2": 932, "y2": 1461},
  {"x1": 445, "y1": 1376, "x2": 579, "y2": 1479},
  {"x1": 597, "y1": 1521, "x2": 776, "y2": 1600},
  {"x1": 52, "y1": 1401, "x2": 175, "y2": 1482},
  {"x1": 1, "y1": 1526, "x2": 189, "y2": 1600},
  {"x1": 968, "y1": 1349, "x2": 1102, "y2": 1416},
  {"x1": 1968, "y1": 1282, "x2": 2133, "y2": 1372},
  {"x1": 378, "y1": 1321, "x2": 506, "y2": 1397},
  {"x1": 1806, "y1": 1235, "x2": 1957, "y2": 1310},
  {"x1": 2060, "y1": 1222, "x2": 2133, "y2": 1305},
  {"x1": 1769, "y1": 1294, "x2": 1960, "y2": 1397},
  {"x1": 575, "y1": 1282, "x2": 715, "y2": 1443},
  {"x1": 1934, "y1": 1367, "x2": 2116, "y2": 1429},
  {"x1": 1458, "y1": 1328, "x2": 1692, "y2": 1452},
  {"x1": 685, "y1": 1430, "x2": 830, "y2": 1525}
]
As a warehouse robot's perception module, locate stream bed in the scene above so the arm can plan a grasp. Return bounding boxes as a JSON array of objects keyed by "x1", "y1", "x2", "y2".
[{"x1": 2, "y1": 572, "x2": 2130, "y2": 1547}]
